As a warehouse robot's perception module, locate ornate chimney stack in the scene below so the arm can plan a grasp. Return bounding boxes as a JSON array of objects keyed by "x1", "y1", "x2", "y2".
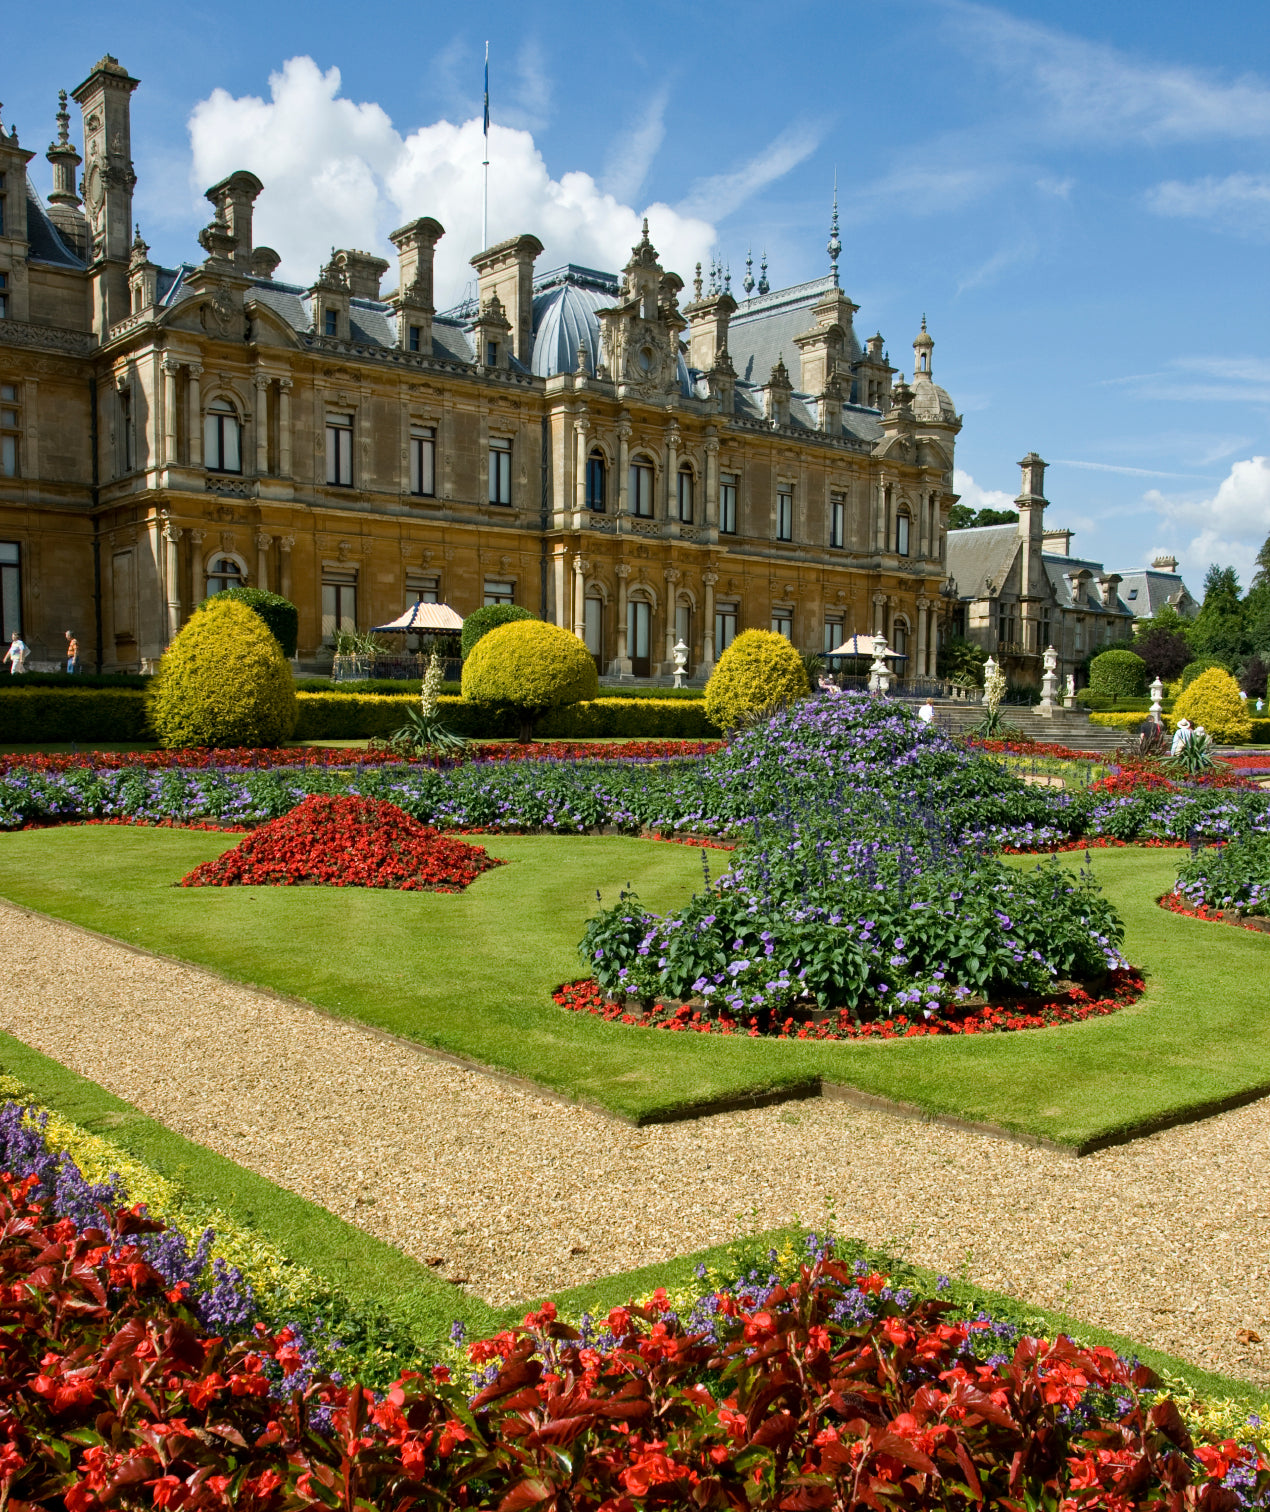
[
  {"x1": 388, "y1": 216, "x2": 444, "y2": 354},
  {"x1": 204, "y1": 170, "x2": 263, "y2": 270},
  {"x1": 72, "y1": 54, "x2": 140, "y2": 332}
]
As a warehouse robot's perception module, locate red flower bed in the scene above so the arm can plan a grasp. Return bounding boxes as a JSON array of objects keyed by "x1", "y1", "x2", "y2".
[
  {"x1": 554, "y1": 970, "x2": 1144, "y2": 1040},
  {"x1": 0, "y1": 1170, "x2": 1261, "y2": 1512},
  {"x1": 1158, "y1": 888, "x2": 1270, "y2": 934},
  {"x1": 0, "y1": 739, "x2": 720, "y2": 776},
  {"x1": 179, "y1": 794, "x2": 501, "y2": 891},
  {"x1": 1001, "y1": 836, "x2": 1190, "y2": 855}
]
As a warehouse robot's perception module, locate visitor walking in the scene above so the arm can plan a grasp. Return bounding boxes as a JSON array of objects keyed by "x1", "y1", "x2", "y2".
[
  {"x1": 3, "y1": 631, "x2": 27, "y2": 675},
  {"x1": 65, "y1": 630, "x2": 78, "y2": 675},
  {"x1": 918, "y1": 698, "x2": 935, "y2": 724}
]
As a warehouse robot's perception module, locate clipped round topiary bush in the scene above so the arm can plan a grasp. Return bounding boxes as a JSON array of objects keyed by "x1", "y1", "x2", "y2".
[
  {"x1": 197, "y1": 586, "x2": 299, "y2": 659},
  {"x1": 1172, "y1": 665, "x2": 1253, "y2": 744},
  {"x1": 461, "y1": 619, "x2": 598, "y2": 741},
  {"x1": 1088, "y1": 648, "x2": 1147, "y2": 699},
  {"x1": 704, "y1": 629, "x2": 810, "y2": 732},
  {"x1": 1179, "y1": 656, "x2": 1228, "y2": 689},
  {"x1": 460, "y1": 604, "x2": 536, "y2": 660},
  {"x1": 150, "y1": 598, "x2": 298, "y2": 748}
]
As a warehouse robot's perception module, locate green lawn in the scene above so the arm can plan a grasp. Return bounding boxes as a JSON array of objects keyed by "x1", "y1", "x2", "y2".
[{"x1": 0, "y1": 831, "x2": 1266, "y2": 1146}]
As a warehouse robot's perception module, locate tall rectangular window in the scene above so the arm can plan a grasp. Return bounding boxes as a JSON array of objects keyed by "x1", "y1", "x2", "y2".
[
  {"x1": 204, "y1": 401, "x2": 241, "y2": 473},
  {"x1": 896, "y1": 513, "x2": 911, "y2": 556},
  {"x1": 677, "y1": 469, "x2": 694, "y2": 523},
  {"x1": 715, "y1": 603, "x2": 738, "y2": 652},
  {"x1": 771, "y1": 612, "x2": 793, "y2": 639},
  {"x1": 408, "y1": 325, "x2": 422, "y2": 352},
  {"x1": 0, "y1": 385, "x2": 19, "y2": 478},
  {"x1": 776, "y1": 488, "x2": 793, "y2": 542},
  {"x1": 628, "y1": 459, "x2": 654, "y2": 517},
  {"x1": 410, "y1": 426, "x2": 435, "y2": 496},
  {"x1": 830, "y1": 495, "x2": 845, "y2": 549},
  {"x1": 0, "y1": 177, "x2": 6, "y2": 240},
  {"x1": 118, "y1": 387, "x2": 134, "y2": 473},
  {"x1": 0, "y1": 272, "x2": 8, "y2": 320},
  {"x1": 321, "y1": 571, "x2": 358, "y2": 642},
  {"x1": 675, "y1": 602, "x2": 692, "y2": 659},
  {"x1": 823, "y1": 618, "x2": 844, "y2": 654},
  {"x1": 584, "y1": 595, "x2": 603, "y2": 660},
  {"x1": 0, "y1": 543, "x2": 20, "y2": 642},
  {"x1": 406, "y1": 573, "x2": 439, "y2": 604},
  {"x1": 483, "y1": 579, "x2": 514, "y2": 606},
  {"x1": 324, "y1": 308, "x2": 338, "y2": 337},
  {"x1": 326, "y1": 414, "x2": 354, "y2": 486},
  {"x1": 586, "y1": 452, "x2": 606, "y2": 511},
  {"x1": 488, "y1": 437, "x2": 512, "y2": 506},
  {"x1": 719, "y1": 473, "x2": 738, "y2": 535},
  {"x1": 1040, "y1": 609, "x2": 1051, "y2": 647}
]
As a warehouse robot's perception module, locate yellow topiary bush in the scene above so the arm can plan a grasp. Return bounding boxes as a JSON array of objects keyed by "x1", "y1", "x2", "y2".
[
  {"x1": 704, "y1": 629, "x2": 810, "y2": 732},
  {"x1": 149, "y1": 597, "x2": 298, "y2": 748},
  {"x1": 461, "y1": 619, "x2": 599, "y2": 740},
  {"x1": 1172, "y1": 666, "x2": 1252, "y2": 744}
]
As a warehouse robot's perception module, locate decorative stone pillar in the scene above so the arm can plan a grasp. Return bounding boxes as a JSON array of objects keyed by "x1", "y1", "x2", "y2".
[
  {"x1": 187, "y1": 528, "x2": 204, "y2": 609},
  {"x1": 616, "y1": 416, "x2": 631, "y2": 522},
  {"x1": 278, "y1": 535, "x2": 294, "y2": 602},
  {"x1": 663, "y1": 567, "x2": 681, "y2": 670},
  {"x1": 875, "y1": 478, "x2": 888, "y2": 553},
  {"x1": 255, "y1": 532, "x2": 272, "y2": 592},
  {"x1": 704, "y1": 430, "x2": 719, "y2": 533},
  {"x1": 872, "y1": 591, "x2": 886, "y2": 635},
  {"x1": 254, "y1": 375, "x2": 270, "y2": 474},
  {"x1": 1149, "y1": 675, "x2": 1164, "y2": 723},
  {"x1": 187, "y1": 364, "x2": 203, "y2": 467},
  {"x1": 572, "y1": 552, "x2": 588, "y2": 641},
  {"x1": 163, "y1": 518, "x2": 182, "y2": 643},
  {"x1": 702, "y1": 569, "x2": 718, "y2": 671},
  {"x1": 1039, "y1": 644, "x2": 1059, "y2": 715},
  {"x1": 869, "y1": 634, "x2": 892, "y2": 694},
  {"x1": 574, "y1": 412, "x2": 589, "y2": 516},
  {"x1": 610, "y1": 561, "x2": 632, "y2": 676},
  {"x1": 162, "y1": 358, "x2": 180, "y2": 466},
  {"x1": 916, "y1": 599, "x2": 929, "y2": 678},
  {"x1": 983, "y1": 655, "x2": 998, "y2": 705},
  {"x1": 664, "y1": 421, "x2": 679, "y2": 527},
  {"x1": 278, "y1": 378, "x2": 293, "y2": 477}
]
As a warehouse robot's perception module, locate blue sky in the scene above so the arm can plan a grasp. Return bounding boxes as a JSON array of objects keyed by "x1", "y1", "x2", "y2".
[{"x1": 8, "y1": 0, "x2": 1270, "y2": 588}]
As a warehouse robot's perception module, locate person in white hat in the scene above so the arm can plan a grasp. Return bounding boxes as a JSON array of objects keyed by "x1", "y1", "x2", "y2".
[{"x1": 1170, "y1": 718, "x2": 1192, "y2": 756}]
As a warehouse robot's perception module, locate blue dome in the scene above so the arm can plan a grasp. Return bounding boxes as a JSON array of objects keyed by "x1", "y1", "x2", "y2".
[{"x1": 530, "y1": 266, "x2": 618, "y2": 378}]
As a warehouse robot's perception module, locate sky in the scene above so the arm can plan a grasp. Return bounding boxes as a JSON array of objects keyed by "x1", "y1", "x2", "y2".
[{"x1": 7, "y1": 0, "x2": 1270, "y2": 592}]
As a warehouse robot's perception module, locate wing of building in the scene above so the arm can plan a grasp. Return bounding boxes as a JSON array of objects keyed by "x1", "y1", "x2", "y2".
[{"x1": 0, "y1": 57, "x2": 964, "y2": 677}]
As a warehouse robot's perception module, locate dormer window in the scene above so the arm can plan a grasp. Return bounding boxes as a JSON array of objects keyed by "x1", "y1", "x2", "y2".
[
  {"x1": 408, "y1": 325, "x2": 422, "y2": 353},
  {"x1": 324, "y1": 309, "x2": 338, "y2": 338},
  {"x1": 629, "y1": 456, "x2": 654, "y2": 518},
  {"x1": 1128, "y1": 588, "x2": 1138, "y2": 601},
  {"x1": 204, "y1": 399, "x2": 242, "y2": 474},
  {"x1": 487, "y1": 341, "x2": 499, "y2": 367},
  {"x1": 586, "y1": 450, "x2": 606, "y2": 511}
]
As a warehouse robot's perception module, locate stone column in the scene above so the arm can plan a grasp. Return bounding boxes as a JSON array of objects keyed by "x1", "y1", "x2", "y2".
[
  {"x1": 572, "y1": 552, "x2": 587, "y2": 640},
  {"x1": 916, "y1": 599, "x2": 929, "y2": 677},
  {"x1": 665, "y1": 421, "x2": 679, "y2": 527},
  {"x1": 611, "y1": 561, "x2": 632, "y2": 675},
  {"x1": 187, "y1": 528, "x2": 205, "y2": 608},
  {"x1": 704, "y1": 432, "x2": 719, "y2": 531},
  {"x1": 163, "y1": 519, "x2": 182, "y2": 643},
  {"x1": 278, "y1": 535, "x2": 294, "y2": 601},
  {"x1": 663, "y1": 567, "x2": 681, "y2": 670},
  {"x1": 255, "y1": 532, "x2": 272, "y2": 592},
  {"x1": 875, "y1": 479, "x2": 888, "y2": 553},
  {"x1": 574, "y1": 413, "x2": 589, "y2": 516},
  {"x1": 254, "y1": 375, "x2": 270, "y2": 474},
  {"x1": 278, "y1": 378, "x2": 293, "y2": 477},
  {"x1": 616, "y1": 416, "x2": 631, "y2": 521},
  {"x1": 162, "y1": 359, "x2": 179, "y2": 466},
  {"x1": 702, "y1": 569, "x2": 718, "y2": 671},
  {"x1": 187, "y1": 364, "x2": 203, "y2": 467}
]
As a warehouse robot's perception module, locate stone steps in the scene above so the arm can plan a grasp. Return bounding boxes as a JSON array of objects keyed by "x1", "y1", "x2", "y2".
[{"x1": 932, "y1": 703, "x2": 1132, "y2": 753}]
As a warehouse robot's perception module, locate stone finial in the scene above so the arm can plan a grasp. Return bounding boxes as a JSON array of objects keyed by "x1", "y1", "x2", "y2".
[
  {"x1": 743, "y1": 248, "x2": 755, "y2": 297},
  {"x1": 693, "y1": 261, "x2": 703, "y2": 299},
  {"x1": 55, "y1": 90, "x2": 70, "y2": 146},
  {"x1": 827, "y1": 178, "x2": 842, "y2": 287},
  {"x1": 758, "y1": 251, "x2": 769, "y2": 296}
]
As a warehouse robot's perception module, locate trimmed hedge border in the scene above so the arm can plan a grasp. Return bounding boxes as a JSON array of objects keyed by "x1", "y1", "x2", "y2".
[
  {"x1": 1087, "y1": 710, "x2": 1270, "y2": 743},
  {"x1": 0, "y1": 687, "x2": 719, "y2": 743}
]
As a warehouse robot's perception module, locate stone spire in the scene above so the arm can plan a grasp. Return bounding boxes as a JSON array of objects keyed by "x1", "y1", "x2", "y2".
[
  {"x1": 46, "y1": 90, "x2": 81, "y2": 208},
  {"x1": 827, "y1": 177, "x2": 842, "y2": 287}
]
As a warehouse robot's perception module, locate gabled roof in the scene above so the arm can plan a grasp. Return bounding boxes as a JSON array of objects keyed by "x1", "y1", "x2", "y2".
[{"x1": 945, "y1": 524, "x2": 1020, "y2": 599}]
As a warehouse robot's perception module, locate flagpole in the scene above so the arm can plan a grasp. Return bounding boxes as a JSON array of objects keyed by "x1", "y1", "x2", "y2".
[{"x1": 482, "y1": 41, "x2": 489, "y2": 250}]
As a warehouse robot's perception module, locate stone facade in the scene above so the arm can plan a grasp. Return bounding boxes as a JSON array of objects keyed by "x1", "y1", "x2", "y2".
[{"x1": 0, "y1": 58, "x2": 962, "y2": 676}]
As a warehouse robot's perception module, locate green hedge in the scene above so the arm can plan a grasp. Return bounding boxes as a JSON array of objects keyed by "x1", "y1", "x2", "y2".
[
  {"x1": 292, "y1": 693, "x2": 718, "y2": 741},
  {"x1": 0, "y1": 688, "x2": 151, "y2": 742},
  {"x1": 295, "y1": 679, "x2": 706, "y2": 702},
  {"x1": 1, "y1": 671, "x2": 152, "y2": 690}
]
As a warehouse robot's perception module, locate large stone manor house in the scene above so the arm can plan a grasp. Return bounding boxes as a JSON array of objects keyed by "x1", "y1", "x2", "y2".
[{"x1": 0, "y1": 54, "x2": 966, "y2": 677}]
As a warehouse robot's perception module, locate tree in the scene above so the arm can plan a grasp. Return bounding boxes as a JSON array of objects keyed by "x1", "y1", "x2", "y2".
[
  {"x1": 461, "y1": 620, "x2": 597, "y2": 742},
  {"x1": 1241, "y1": 655, "x2": 1268, "y2": 699},
  {"x1": 936, "y1": 634, "x2": 988, "y2": 686},
  {"x1": 1133, "y1": 625, "x2": 1192, "y2": 683},
  {"x1": 704, "y1": 630, "x2": 810, "y2": 731},
  {"x1": 1188, "y1": 563, "x2": 1247, "y2": 670},
  {"x1": 460, "y1": 604, "x2": 536, "y2": 660},
  {"x1": 947, "y1": 504, "x2": 1018, "y2": 530}
]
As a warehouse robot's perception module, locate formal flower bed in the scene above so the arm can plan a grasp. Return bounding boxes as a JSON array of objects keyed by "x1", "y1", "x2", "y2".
[
  {"x1": 1168, "y1": 834, "x2": 1270, "y2": 922},
  {"x1": 0, "y1": 1169, "x2": 1264, "y2": 1512},
  {"x1": 179, "y1": 794, "x2": 501, "y2": 892},
  {"x1": 553, "y1": 969, "x2": 1144, "y2": 1038}
]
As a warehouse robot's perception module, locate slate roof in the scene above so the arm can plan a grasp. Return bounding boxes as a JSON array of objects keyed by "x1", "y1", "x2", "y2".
[
  {"x1": 24, "y1": 183, "x2": 84, "y2": 269},
  {"x1": 945, "y1": 524, "x2": 1021, "y2": 599},
  {"x1": 726, "y1": 275, "x2": 855, "y2": 386},
  {"x1": 526, "y1": 265, "x2": 618, "y2": 378},
  {"x1": 1109, "y1": 568, "x2": 1198, "y2": 619}
]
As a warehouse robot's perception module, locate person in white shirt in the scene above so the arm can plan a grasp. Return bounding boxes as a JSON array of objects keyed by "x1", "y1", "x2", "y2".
[
  {"x1": 1170, "y1": 718, "x2": 1192, "y2": 756},
  {"x1": 918, "y1": 699, "x2": 935, "y2": 724},
  {"x1": 2, "y1": 632, "x2": 27, "y2": 675}
]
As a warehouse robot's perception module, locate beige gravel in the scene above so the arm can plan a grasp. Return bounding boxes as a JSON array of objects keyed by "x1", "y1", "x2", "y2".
[{"x1": 0, "y1": 902, "x2": 1266, "y2": 1387}]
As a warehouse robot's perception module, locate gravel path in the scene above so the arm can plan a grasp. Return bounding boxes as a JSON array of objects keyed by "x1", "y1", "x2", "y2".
[{"x1": 0, "y1": 902, "x2": 1266, "y2": 1387}]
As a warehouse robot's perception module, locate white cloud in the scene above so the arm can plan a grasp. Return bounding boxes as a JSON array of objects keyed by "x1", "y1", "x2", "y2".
[
  {"x1": 953, "y1": 468, "x2": 1016, "y2": 513},
  {"x1": 1050, "y1": 459, "x2": 1198, "y2": 480},
  {"x1": 1100, "y1": 355, "x2": 1270, "y2": 407},
  {"x1": 1144, "y1": 455, "x2": 1270, "y2": 581},
  {"x1": 942, "y1": 0, "x2": 1270, "y2": 144},
  {"x1": 1145, "y1": 173, "x2": 1270, "y2": 237},
  {"x1": 187, "y1": 56, "x2": 718, "y2": 301},
  {"x1": 955, "y1": 237, "x2": 1037, "y2": 295},
  {"x1": 602, "y1": 86, "x2": 669, "y2": 203},
  {"x1": 675, "y1": 122, "x2": 823, "y2": 222}
]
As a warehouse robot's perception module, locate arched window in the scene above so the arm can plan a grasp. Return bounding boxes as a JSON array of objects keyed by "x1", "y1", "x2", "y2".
[
  {"x1": 677, "y1": 465, "x2": 694, "y2": 523},
  {"x1": 586, "y1": 449, "x2": 607, "y2": 511},
  {"x1": 628, "y1": 455, "x2": 655, "y2": 518},
  {"x1": 205, "y1": 555, "x2": 245, "y2": 597},
  {"x1": 204, "y1": 399, "x2": 242, "y2": 474},
  {"x1": 896, "y1": 510, "x2": 911, "y2": 557}
]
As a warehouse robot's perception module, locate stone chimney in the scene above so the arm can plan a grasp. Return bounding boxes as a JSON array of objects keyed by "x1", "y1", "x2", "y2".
[
  {"x1": 763, "y1": 357, "x2": 793, "y2": 428},
  {"x1": 388, "y1": 216, "x2": 444, "y2": 353},
  {"x1": 1043, "y1": 527, "x2": 1073, "y2": 557},
  {"x1": 1151, "y1": 553, "x2": 1179, "y2": 573},
  {"x1": 470, "y1": 233, "x2": 543, "y2": 363},
  {"x1": 334, "y1": 249, "x2": 389, "y2": 300},
  {"x1": 1016, "y1": 451, "x2": 1048, "y2": 603},
  {"x1": 684, "y1": 264, "x2": 736, "y2": 370},
  {"x1": 251, "y1": 246, "x2": 281, "y2": 279},
  {"x1": 204, "y1": 171, "x2": 263, "y2": 270}
]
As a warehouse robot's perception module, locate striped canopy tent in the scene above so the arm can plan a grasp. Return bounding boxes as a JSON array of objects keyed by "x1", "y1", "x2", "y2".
[
  {"x1": 826, "y1": 633, "x2": 908, "y2": 660},
  {"x1": 371, "y1": 602, "x2": 464, "y2": 634}
]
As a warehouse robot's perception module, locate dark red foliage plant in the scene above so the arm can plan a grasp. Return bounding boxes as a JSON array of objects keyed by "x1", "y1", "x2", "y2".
[
  {"x1": 0, "y1": 1168, "x2": 1263, "y2": 1512},
  {"x1": 179, "y1": 794, "x2": 502, "y2": 892}
]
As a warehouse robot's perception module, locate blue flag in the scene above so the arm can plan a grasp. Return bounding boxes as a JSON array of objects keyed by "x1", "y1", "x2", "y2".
[{"x1": 483, "y1": 47, "x2": 489, "y2": 137}]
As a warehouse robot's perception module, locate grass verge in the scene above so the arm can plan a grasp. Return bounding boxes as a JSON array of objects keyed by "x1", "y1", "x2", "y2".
[{"x1": 0, "y1": 833, "x2": 1265, "y2": 1146}]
